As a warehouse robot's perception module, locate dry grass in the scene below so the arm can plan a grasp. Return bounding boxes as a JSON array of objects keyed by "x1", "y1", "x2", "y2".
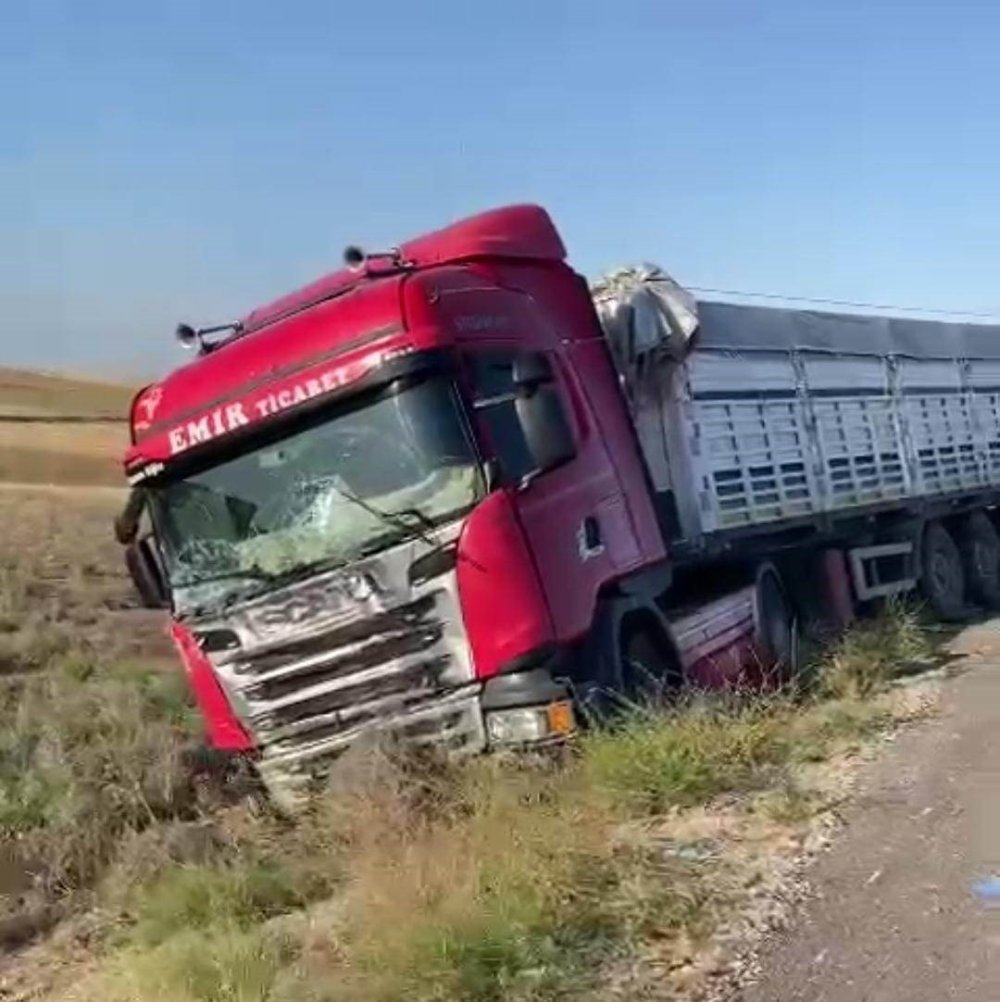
[
  {"x1": 0, "y1": 489, "x2": 172, "y2": 669},
  {"x1": 0, "y1": 368, "x2": 134, "y2": 420},
  {"x1": 87, "y1": 754, "x2": 696, "y2": 1002},
  {"x1": 814, "y1": 599, "x2": 933, "y2": 699},
  {"x1": 0, "y1": 489, "x2": 188, "y2": 960},
  {"x1": 0, "y1": 425, "x2": 127, "y2": 488},
  {"x1": 0, "y1": 367, "x2": 132, "y2": 488},
  {"x1": 0, "y1": 659, "x2": 197, "y2": 901},
  {"x1": 71, "y1": 600, "x2": 933, "y2": 1002}
]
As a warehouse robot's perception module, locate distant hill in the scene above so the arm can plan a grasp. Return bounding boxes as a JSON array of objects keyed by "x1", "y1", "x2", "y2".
[
  {"x1": 0, "y1": 368, "x2": 135, "y2": 420},
  {"x1": 0, "y1": 369, "x2": 134, "y2": 487}
]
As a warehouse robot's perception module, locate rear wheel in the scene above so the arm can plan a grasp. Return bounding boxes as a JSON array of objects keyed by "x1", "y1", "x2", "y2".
[
  {"x1": 920, "y1": 520, "x2": 966, "y2": 621},
  {"x1": 960, "y1": 511, "x2": 1000, "y2": 609},
  {"x1": 753, "y1": 567, "x2": 800, "y2": 686}
]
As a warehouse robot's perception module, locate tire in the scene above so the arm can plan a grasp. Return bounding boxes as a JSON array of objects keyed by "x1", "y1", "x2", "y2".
[
  {"x1": 960, "y1": 511, "x2": 1000, "y2": 609},
  {"x1": 753, "y1": 567, "x2": 800, "y2": 687},
  {"x1": 618, "y1": 617, "x2": 682, "y2": 707},
  {"x1": 920, "y1": 520, "x2": 966, "y2": 621}
]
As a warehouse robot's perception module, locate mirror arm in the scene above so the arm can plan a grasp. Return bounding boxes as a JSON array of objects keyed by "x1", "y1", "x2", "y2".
[
  {"x1": 482, "y1": 457, "x2": 502, "y2": 493},
  {"x1": 516, "y1": 468, "x2": 542, "y2": 493}
]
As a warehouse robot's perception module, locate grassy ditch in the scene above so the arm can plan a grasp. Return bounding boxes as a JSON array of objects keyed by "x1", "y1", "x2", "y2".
[{"x1": 0, "y1": 600, "x2": 938, "y2": 1002}]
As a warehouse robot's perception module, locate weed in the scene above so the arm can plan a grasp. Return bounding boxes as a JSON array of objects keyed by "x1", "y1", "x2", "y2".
[
  {"x1": 0, "y1": 657, "x2": 197, "y2": 893},
  {"x1": 581, "y1": 698, "x2": 793, "y2": 815},
  {"x1": 754, "y1": 776, "x2": 821, "y2": 825},
  {"x1": 317, "y1": 767, "x2": 612, "y2": 1001},
  {"x1": 816, "y1": 599, "x2": 931, "y2": 700},
  {"x1": 104, "y1": 926, "x2": 296, "y2": 1002},
  {"x1": 128, "y1": 859, "x2": 321, "y2": 947}
]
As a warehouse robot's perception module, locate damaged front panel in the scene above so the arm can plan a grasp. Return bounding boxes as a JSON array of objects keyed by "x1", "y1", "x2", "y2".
[{"x1": 190, "y1": 523, "x2": 483, "y2": 804}]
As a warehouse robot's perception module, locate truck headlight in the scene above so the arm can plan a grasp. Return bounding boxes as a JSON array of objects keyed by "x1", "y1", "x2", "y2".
[{"x1": 485, "y1": 700, "x2": 575, "y2": 746}]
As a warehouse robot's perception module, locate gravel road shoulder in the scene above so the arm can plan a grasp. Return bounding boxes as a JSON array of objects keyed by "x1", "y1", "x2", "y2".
[{"x1": 733, "y1": 620, "x2": 1000, "y2": 1002}]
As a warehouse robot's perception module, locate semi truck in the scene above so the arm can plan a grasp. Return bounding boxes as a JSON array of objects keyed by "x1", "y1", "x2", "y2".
[{"x1": 119, "y1": 204, "x2": 1000, "y2": 804}]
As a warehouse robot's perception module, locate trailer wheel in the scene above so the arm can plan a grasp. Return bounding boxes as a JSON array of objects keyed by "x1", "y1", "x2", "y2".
[
  {"x1": 754, "y1": 567, "x2": 800, "y2": 687},
  {"x1": 960, "y1": 511, "x2": 1000, "y2": 609},
  {"x1": 920, "y1": 520, "x2": 966, "y2": 621}
]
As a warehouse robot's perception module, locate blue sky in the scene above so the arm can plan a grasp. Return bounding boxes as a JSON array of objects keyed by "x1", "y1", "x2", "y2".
[{"x1": 3, "y1": 0, "x2": 1000, "y2": 376}]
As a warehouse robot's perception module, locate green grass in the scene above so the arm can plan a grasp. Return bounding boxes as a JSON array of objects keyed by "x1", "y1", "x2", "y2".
[
  {"x1": 91, "y1": 759, "x2": 709, "y2": 1002},
  {"x1": 815, "y1": 598, "x2": 933, "y2": 699},
  {"x1": 127, "y1": 860, "x2": 321, "y2": 948},
  {"x1": 581, "y1": 699, "x2": 794, "y2": 815},
  {"x1": 104, "y1": 926, "x2": 296, "y2": 1002}
]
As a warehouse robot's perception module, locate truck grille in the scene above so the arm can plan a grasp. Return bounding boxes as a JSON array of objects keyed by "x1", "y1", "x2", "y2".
[
  {"x1": 242, "y1": 595, "x2": 443, "y2": 700},
  {"x1": 236, "y1": 588, "x2": 466, "y2": 746},
  {"x1": 197, "y1": 533, "x2": 484, "y2": 805}
]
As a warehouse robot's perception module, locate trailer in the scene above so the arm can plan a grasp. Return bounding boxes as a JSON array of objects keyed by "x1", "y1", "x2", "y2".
[
  {"x1": 118, "y1": 205, "x2": 1000, "y2": 804},
  {"x1": 586, "y1": 266, "x2": 1000, "y2": 689}
]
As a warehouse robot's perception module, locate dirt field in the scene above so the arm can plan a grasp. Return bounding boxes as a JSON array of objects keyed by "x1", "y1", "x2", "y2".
[
  {"x1": 0, "y1": 487, "x2": 173, "y2": 671},
  {"x1": 0, "y1": 368, "x2": 132, "y2": 488},
  {"x1": 0, "y1": 368, "x2": 135, "y2": 420},
  {"x1": 0, "y1": 425, "x2": 127, "y2": 487},
  {"x1": 0, "y1": 370, "x2": 164, "y2": 671}
]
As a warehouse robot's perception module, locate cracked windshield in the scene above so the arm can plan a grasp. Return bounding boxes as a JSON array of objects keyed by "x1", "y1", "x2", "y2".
[{"x1": 150, "y1": 376, "x2": 481, "y2": 609}]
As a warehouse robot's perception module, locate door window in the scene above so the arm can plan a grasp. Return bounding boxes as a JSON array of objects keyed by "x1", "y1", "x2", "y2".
[{"x1": 467, "y1": 351, "x2": 574, "y2": 485}]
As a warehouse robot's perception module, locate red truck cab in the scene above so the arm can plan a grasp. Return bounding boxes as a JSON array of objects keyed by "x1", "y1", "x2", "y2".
[{"x1": 124, "y1": 205, "x2": 672, "y2": 802}]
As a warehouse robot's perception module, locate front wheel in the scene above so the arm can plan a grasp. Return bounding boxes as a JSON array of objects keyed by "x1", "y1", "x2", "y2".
[{"x1": 620, "y1": 620, "x2": 681, "y2": 705}]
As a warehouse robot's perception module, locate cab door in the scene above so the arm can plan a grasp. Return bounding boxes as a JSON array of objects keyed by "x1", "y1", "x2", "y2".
[{"x1": 464, "y1": 346, "x2": 642, "y2": 642}]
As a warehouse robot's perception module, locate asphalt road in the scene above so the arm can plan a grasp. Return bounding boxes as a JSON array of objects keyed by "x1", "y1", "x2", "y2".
[{"x1": 736, "y1": 620, "x2": 1000, "y2": 1001}]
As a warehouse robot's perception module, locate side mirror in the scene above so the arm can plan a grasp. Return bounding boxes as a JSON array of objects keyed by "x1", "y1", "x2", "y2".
[
  {"x1": 515, "y1": 385, "x2": 575, "y2": 483},
  {"x1": 125, "y1": 536, "x2": 169, "y2": 610}
]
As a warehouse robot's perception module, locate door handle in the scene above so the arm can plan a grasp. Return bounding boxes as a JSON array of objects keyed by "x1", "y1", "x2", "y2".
[{"x1": 578, "y1": 516, "x2": 604, "y2": 561}]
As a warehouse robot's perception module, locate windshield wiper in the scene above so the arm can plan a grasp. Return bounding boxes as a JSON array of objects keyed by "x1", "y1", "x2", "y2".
[
  {"x1": 186, "y1": 491, "x2": 446, "y2": 613},
  {"x1": 177, "y1": 567, "x2": 273, "y2": 589},
  {"x1": 176, "y1": 567, "x2": 277, "y2": 619},
  {"x1": 326, "y1": 483, "x2": 439, "y2": 550},
  {"x1": 390, "y1": 506, "x2": 439, "y2": 540},
  {"x1": 221, "y1": 528, "x2": 412, "y2": 607}
]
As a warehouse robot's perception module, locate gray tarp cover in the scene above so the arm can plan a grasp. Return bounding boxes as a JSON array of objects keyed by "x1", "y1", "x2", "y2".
[
  {"x1": 591, "y1": 265, "x2": 1000, "y2": 361},
  {"x1": 697, "y1": 301, "x2": 1000, "y2": 360},
  {"x1": 591, "y1": 265, "x2": 699, "y2": 367}
]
